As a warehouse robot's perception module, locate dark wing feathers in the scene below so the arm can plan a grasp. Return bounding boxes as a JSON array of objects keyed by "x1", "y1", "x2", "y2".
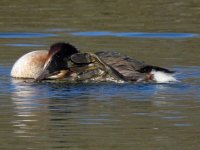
[
  {"x1": 96, "y1": 51, "x2": 174, "y2": 81},
  {"x1": 96, "y1": 51, "x2": 146, "y2": 81}
]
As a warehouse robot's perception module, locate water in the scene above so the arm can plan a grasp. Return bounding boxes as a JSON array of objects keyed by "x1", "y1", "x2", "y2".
[
  {"x1": 71, "y1": 31, "x2": 199, "y2": 38},
  {"x1": 1, "y1": 0, "x2": 200, "y2": 149}
]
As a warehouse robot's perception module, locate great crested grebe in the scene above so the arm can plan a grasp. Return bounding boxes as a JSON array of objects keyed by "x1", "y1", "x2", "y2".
[{"x1": 11, "y1": 42, "x2": 176, "y2": 83}]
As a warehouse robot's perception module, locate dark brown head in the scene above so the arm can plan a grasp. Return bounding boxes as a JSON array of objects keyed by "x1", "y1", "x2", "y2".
[
  {"x1": 48, "y1": 42, "x2": 79, "y2": 60},
  {"x1": 35, "y1": 42, "x2": 79, "y2": 81}
]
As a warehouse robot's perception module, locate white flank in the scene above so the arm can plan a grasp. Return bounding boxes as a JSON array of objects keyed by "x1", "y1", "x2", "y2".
[
  {"x1": 151, "y1": 70, "x2": 177, "y2": 83},
  {"x1": 11, "y1": 50, "x2": 48, "y2": 79}
]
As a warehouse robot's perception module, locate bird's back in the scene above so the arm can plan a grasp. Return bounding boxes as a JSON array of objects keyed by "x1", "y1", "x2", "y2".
[{"x1": 96, "y1": 51, "x2": 147, "y2": 81}]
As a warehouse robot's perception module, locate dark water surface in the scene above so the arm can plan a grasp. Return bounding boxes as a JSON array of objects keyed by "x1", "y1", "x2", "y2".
[{"x1": 1, "y1": 0, "x2": 200, "y2": 150}]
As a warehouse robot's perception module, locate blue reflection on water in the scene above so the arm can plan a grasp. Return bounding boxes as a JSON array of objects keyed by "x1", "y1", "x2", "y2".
[
  {"x1": 0, "y1": 32, "x2": 57, "y2": 38},
  {"x1": 1, "y1": 44, "x2": 46, "y2": 47},
  {"x1": 71, "y1": 31, "x2": 199, "y2": 39},
  {"x1": 72, "y1": 31, "x2": 112, "y2": 37},
  {"x1": 174, "y1": 123, "x2": 192, "y2": 127}
]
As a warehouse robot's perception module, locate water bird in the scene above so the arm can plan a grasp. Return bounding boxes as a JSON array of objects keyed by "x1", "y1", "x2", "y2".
[{"x1": 11, "y1": 42, "x2": 176, "y2": 83}]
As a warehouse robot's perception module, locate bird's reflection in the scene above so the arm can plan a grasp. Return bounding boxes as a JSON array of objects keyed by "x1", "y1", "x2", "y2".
[
  {"x1": 10, "y1": 78, "x2": 191, "y2": 149},
  {"x1": 11, "y1": 79, "x2": 49, "y2": 138}
]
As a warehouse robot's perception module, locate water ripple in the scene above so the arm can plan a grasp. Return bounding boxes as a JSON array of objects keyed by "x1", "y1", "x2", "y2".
[
  {"x1": 71, "y1": 31, "x2": 199, "y2": 39},
  {"x1": 0, "y1": 32, "x2": 57, "y2": 38},
  {"x1": 1, "y1": 43, "x2": 46, "y2": 47}
]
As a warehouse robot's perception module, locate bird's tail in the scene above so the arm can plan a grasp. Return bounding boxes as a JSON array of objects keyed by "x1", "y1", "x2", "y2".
[{"x1": 139, "y1": 65, "x2": 177, "y2": 83}]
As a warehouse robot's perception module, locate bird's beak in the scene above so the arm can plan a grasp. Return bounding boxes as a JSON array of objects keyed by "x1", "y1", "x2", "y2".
[
  {"x1": 35, "y1": 54, "x2": 66, "y2": 81},
  {"x1": 34, "y1": 55, "x2": 55, "y2": 81}
]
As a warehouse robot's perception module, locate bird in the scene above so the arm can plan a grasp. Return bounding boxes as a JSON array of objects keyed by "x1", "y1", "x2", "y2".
[{"x1": 11, "y1": 42, "x2": 176, "y2": 83}]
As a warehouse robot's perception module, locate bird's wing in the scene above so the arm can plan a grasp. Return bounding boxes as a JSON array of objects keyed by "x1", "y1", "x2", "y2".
[{"x1": 95, "y1": 51, "x2": 147, "y2": 81}]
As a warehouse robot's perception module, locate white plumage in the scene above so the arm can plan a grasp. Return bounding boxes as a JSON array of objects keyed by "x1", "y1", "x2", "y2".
[
  {"x1": 151, "y1": 70, "x2": 177, "y2": 83},
  {"x1": 11, "y1": 50, "x2": 48, "y2": 79}
]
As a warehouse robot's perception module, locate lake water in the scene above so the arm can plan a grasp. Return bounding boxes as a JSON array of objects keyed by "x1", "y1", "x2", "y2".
[{"x1": 0, "y1": 0, "x2": 200, "y2": 149}]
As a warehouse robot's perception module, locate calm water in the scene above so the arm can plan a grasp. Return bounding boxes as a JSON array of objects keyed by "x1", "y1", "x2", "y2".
[{"x1": 1, "y1": 0, "x2": 200, "y2": 149}]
